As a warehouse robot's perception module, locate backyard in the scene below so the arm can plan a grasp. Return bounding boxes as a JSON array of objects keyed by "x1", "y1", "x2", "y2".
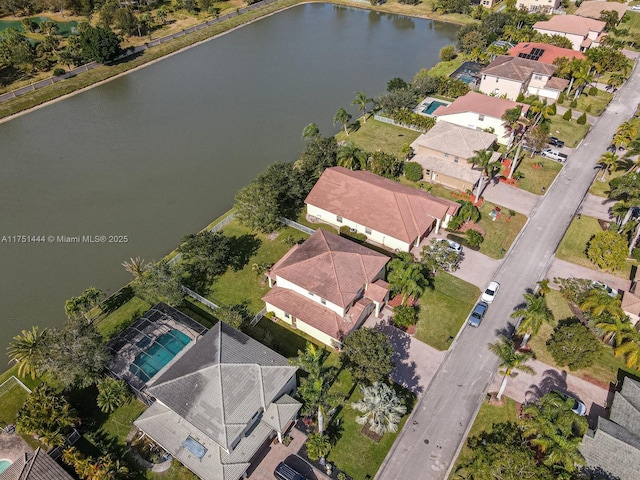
[{"x1": 335, "y1": 118, "x2": 421, "y2": 158}]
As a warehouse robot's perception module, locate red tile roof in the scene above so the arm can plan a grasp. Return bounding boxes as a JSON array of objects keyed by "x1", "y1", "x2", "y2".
[
  {"x1": 508, "y1": 42, "x2": 586, "y2": 64},
  {"x1": 305, "y1": 167, "x2": 460, "y2": 245},
  {"x1": 269, "y1": 229, "x2": 389, "y2": 308},
  {"x1": 534, "y1": 15, "x2": 606, "y2": 37},
  {"x1": 366, "y1": 279, "x2": 389, "y2": 304},
  {"x1": 545, "y1": 76, "x2": 570, "y2": 91},
  {"x1": 433, "y1": 91, "x2": 529, "y2": 119},
  {"x1": 481, "y1": 55, "x2": 557, "y2": 82}
]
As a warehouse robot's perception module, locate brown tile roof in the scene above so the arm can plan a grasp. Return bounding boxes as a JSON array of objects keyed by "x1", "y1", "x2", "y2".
[
  {"x1": 410, "y1": 121, "x2": 497, "y2": 159},
  {"x1": 366, "y1": 279, "x2": 389, "y2": 304},
  {"x1": 622, "y1": 291, "x2": 640, "y2": 317},
  {"x1": 575, "y1": 1, "x2": 627, "y2": 20},
  {"x1": 413, "y1": 155, "x2": 483, "y2": 184},
  {"x1": 534, "y1": 15, "x2": 606, "y2": 37},
  {"x1": 508, "y1": 42, "x2": 586, "y2": 64},
  {"x1": 262, "y1": 287, "x2": 356, "y2": 340},
  {"x1": 481, "y1": 55, "x2": 557, "y2": 82},
  {"x1": 269, "y1": 229, "x2": 389, "y2": 308},
  {"x1": 0, "y1": 449, "x2": 73, "y2": 480},
  {"x1": 432, "y1": 91, "x2": 529, "y2": 119},
  {"x1": 545, "y1": 76, "x2": 570, "y2": 91},
  {"x1": 305, "y1": 167, "x2": 460, "y2": 245}
]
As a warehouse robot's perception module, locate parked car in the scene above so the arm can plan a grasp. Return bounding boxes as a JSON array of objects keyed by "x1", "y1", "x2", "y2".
[
  {"x1": 275, "y1": 463, "x2": 307, "y2": 480},
  {"x1": 592, "y1": 281, "x2": 619, "y2": 298},
  {"x1": 541, "y1": 148, "x2": 568, "y2": 162},
  {"x1": 548, "y1": 136, "x2": 565, "y2": 148},
  {"x1": 481, "y1": 281, "x2": 500, "y2": 303},
  {"x1": 631, "y1": 5, "x2": 640, "y2": 11},
  {"x1": 467, "y1": 301, "x2": 489, "y2": 328},
  {"x1": 522, "y1": 143, "x2": 539, "y2": 154},
  {"x1": 551, "y1": 390, "x2": 587, "y2": 416},
  {"x1": 433, "y1": 238, "x2": 462, "y2": 254}
]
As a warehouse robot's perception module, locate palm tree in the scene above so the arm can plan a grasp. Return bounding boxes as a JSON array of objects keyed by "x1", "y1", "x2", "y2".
[
  {"x1": 467, "y1": 149, "x2": 500, "y2": 203},
  {"x1": 528, "y1": 99, "x2": 555, "y2": 129},
  {"x1": 334, "y1": 107, "x2": 352, "y2": 136},
  {"x1": 337, "y1": 143, "x2": 367, "y2": 170},
  {"x1": 352, "y1": 91, "x2": 372, "y2": 123},
  {"x1": 290, "y1": 342, "x2": 323, "y2": 378},
  {"x1": 510, "y1": 293, "x2": 553, "y2": 349},
  {"x1": 351, "y1": 382, "x2": 407, "y2": 435},
  {"x1": 305, "y1": 432, "x2": 331, "y2": 461},
  {"x1": 488, "y1": 335, "x2": 535, "y2": 401},
  {"x1": 580, "y1": 289, "x2": 624, "y2": 319},
  {"x1": 572, "y1": 62, "x2": 593, "y2": 99},
  {"x1": 614, "y1": 335, "x2": 640, "y2": 369},
  {"x1": 122, "y1": 256, "x2": 149, "y2": 280},
  {"x1": 596, "y1": 314, "x2": 635, "y2": 346},
  {"x1": 301, "y1": 123, "x2": 320, "y2": 141},
  {"x1": 96, "y1": 376, "x2": 130, "y2": 413},
  {"x1": 501, "y1": 106, "x2": 522, "y2": 152},
  {"x1": 536, "y1": 278, "x2": 551, "y2": 297},
  {"x1": 7, "y1": 326, "x2": 49, "y2": 379},
  {"x1": 387, "y1": 253, "x2": 428, "y2": 306},
  {"x1": 597, "y1": 151, "x2": 619, "y2": 181}
]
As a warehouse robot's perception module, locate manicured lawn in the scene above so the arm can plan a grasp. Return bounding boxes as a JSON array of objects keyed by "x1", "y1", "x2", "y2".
[
  {"x1": 415, "y1": 273, "x2": 480, "y2": 350},
  {"x1": 327, "y1": 372, "x2": 416, "y2": 480},
  {"x1": 146, "y1": 463, "x2": 199, "y2": 480},
  {"x1": 548, "y1": 114, "x2": 590, "y2": 148},
  {"x1": 0, "y1": 383, "x2": 29, "y2": 426},
  {"x1": 589, "y1": 167, "x2": 626, "y2": 198},
  {"x1": 335, "y1": 118, "x2": 421, "y2": 158},
  {"x1": 556, "y1": 215, "x2": 636, "y2": 278},
  {"x1": 558, "y1": 89, "x2": 612, "y2": 116},
  {"x1": 253, "y1": 317, "x2": 319, "y2": 359},
  {"x1": 206, "y1": 220, "x2": 309, "y2": 313},
  {"x1": 99, "y1": 399, "x2": 147, "y2": 447},
  {"x1": 427, "y1": 56, "x2": 465, "y2": 77},
  {"x1": 97, "y1": 295, "x2": 151, "y2": 339},
  {"x1": 511, "y1": 154, "x2": 562, "y2": 195},
  {"x1": 450, "y1": 397, "x2": 518, "y2": 477}
]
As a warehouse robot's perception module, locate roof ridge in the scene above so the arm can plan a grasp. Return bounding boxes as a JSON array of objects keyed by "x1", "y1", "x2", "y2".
[{"x1": 217, "y1": 363, "x2": 228, "y2": 449}]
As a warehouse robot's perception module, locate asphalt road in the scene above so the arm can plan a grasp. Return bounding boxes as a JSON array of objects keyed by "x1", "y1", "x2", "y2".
[{"x1": 376, "y1": 63, "x2": 640, "y2": 480}]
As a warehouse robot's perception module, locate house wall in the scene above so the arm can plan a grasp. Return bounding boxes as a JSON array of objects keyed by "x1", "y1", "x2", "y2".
[
  {"x1": 517, "y1": 0, "x2": 560, "y2": 13},
  {"x1": 534, "y1": 28, "x2": 585, "y2": 51},
  {"x1": 479, "y1": 75, "x2": 523, "y2": 101},
  {"x1": 435, "y1": 113, "x2": 510, "y2": 145},
  {"x1": 527, "y1": 84, "x2": 562, "y2": 101},
  {"x1": 306, "y1": 204, "x2": 413, "y2": 252},
  {"x1": 415, "y1": 145, "x2": 470, "y2": 163},
  {"x1": 264, "y1": 302, "x2": 339, "y2": 347},
  {"x1": 274, "y1": 276, "x2": 346, "y2": 316},
  {"x1": 424, "y1": 170, "x2": 474, "y2": 192}
]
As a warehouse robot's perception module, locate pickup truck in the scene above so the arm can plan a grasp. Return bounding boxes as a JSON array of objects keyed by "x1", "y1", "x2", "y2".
[{"x1": 541, "y1": 148, "x2": 568, "y2": 162}]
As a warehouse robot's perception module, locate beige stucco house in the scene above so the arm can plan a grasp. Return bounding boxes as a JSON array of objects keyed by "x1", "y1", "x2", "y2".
[
  {"x1": 305, "y1": 167, "x2": 460, "y2": 252},
  {"x1": 410, "y1": 121, "x2": 499, "y2": 192},
  {"x1": 534, "y1": 15, "x2": 606, "y2": 51},
  {"x1": 432, "y1": 91, "x2": 529, "y2": 145},
  {"x1": 478, "y1": 55, "x2": 569, "y2": 101},
  {"x1": 263, "y1": 229, "x2": 390, "y2": 347},
  {"x1": 516, "y1": 0, "x2": 560, "y2": 14},
  {"x1": 575, "y1": 1, "x2": 627, "y2": 21}
]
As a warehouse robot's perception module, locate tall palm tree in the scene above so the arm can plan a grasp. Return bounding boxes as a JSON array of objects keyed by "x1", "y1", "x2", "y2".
[
  {"x1": 529, "y1": 100, "x2": 555, "y2": 129},
  {"x1": 501, "y1": 106, "x2": 522, "y2": 151},
  {"x1": 510, "y1": 293, "x2": 554, "y2": 349},
  {"x1": 614, "y1": 335, "x2": 640, "y2": 369},
  {"x1": 122, "y1": 256, "x2": 149, "y2": 280},
  {"x1": 301, "y1": 123, "x2": 320, "y2": 141},
  {"x1": 467, "y1": 149, "x2": 500, "y2": 203},
  {"x1": 572, "y1": 62, "x2": 593, "y2": 99},
  {"x1": 597, "y1": 151, "x2": 619, "y2": 181},
  {"x1": 580, "y1": 289, "x2": 624, "y2": 319},
  {"x1": 608, "y1": 173, "x2": 640, "y2": 226},
  {"x1": 352, "y1": 91, "x2": 372, "y2": 123},
  {"x1": 351, "y1": 382, "x2": 407, "y2": 435},
  {"x1": 334, "y1": 107, "x2": 352, "y2": 136},
  {"x1": 96, "y1": 377, "x2": 130, "y2": 413},
  {"x1": 337, "y1": 143, "x2": 367, "y2": 170},
  {"x1": 596, "y1": 314, "x2": 635, "y2": 346},
  {"x1": 7, "y1": 326, "x2": 49, "y2": 379},
  {"x1": 387, "y1": 253, "x2": 428, "y2": 306},
  {"x1": 488, "y1": 335, "x2": 535, "y2": 401},
  {"x1": 290, "y1": 342, "x2": 324, "y2": 378}
]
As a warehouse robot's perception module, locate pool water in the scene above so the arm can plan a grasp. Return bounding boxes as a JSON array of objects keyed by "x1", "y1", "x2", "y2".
[
  {"x1": 457, "y1": 74, "x2": 475, "y2": 84},
  {"x1": 0, "y1": 460, "x2": 12, "y2": 474},
  {"x1": 422, "y1": 100, "x2": 448, "y2": 115},
  {"x1": 129, "y1": 330, "x2": 191, "y2": 382}
]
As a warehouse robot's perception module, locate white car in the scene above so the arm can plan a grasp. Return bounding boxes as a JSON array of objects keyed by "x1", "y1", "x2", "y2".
[
  {"x1": 631, "y1": 5, "x2": 640, "y2": 11},
  {"x1": 592, "y1": 281, "x2": 619, "y2": 298},
  {"x1": 433, "y1": 238, "x2": 462, "y2": 254},
  {"x1": 481, "y1": 281, "x2": 500, "y2": 303}
]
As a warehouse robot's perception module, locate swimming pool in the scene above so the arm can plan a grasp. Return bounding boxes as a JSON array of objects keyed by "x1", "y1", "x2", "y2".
[
  {"x1": 422, "y1": 100, "x2": 448, "y2": 115},
  {"x1": 457, "y1": 74, "x2": 476, "y2": 84},
  {"x1": 0, "y1": 459, "x2": 12, "y2": 474},
  {"x1": 129, "y1": 330, "x2": 191, "y2": 382}
]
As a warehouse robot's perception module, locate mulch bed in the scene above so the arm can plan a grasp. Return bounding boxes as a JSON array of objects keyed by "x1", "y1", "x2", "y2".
[
  {"x1": 361, "y1": 423, "x2": 383, "y2": 443},
  {"x1": 456, "y1": 221, "x2": 485, "y2": 235}
]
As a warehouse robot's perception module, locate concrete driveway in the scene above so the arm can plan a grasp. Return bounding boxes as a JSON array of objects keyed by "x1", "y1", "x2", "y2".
[
  {"x1": 487, "y1": 358, "x2": 613, "y2": 422},
  {"x1": 579, "y1": 193, "x2": 615, "y2": 222},
  {"x1": 481, "y1": 181, "x2": 541, "y2": 216},
  {"x1": 547, "y1": 257, "x2": 632, "y2": 293},
  {"x1": 364, "y1": 312, "x2": 446, "y2": 397}
]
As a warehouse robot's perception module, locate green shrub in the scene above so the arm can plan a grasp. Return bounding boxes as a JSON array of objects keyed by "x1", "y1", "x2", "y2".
[
  {"x1": 632, "y1": 248, "x2": 640, "y2": 262},
  {"x1": 570, "y1": 98, "x2": 577, "y2": 108},
  {"x1": 562, "y1": 108, "x2": 573, "y2": 121},
  {"x1": 589, "y1": 86, "x2": 598, "y2": 96},
  {"x1": 577, "y1": 112, "x2": 587, "y2": 125},
  {"x1": 586, "y1": 104, "x2": 592, "y2": 113},
  {"x1": 392, "y1": 305, "x2": 418, "y2": 328},
  {"x1": 516, "y1": 92, "x2": 525, "y2": 102},
  {"x1": 440, "y1": 45, "x2": 457, "y2": 62},
  {"x1": 465, "y1": 229, "x2": 484, "y2": 248},
  {"x1": 340, "y1": 226, "x2": 367, "y2": 242},
  {"x1": 558, "y1": 91, "x2": 566, "y2": 103},
  {"x1": 53, "y1": 68, "x2": 65, "y2": 76},
  {"x1": 404, "y1": 161, "x2": 423, "y2": 182}
]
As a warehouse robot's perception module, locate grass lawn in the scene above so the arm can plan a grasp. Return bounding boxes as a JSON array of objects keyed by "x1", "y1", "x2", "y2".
[
  {"x1": 589, "y1": 167, "x2": 626, "y2": 198},
  {"x1": 450, "y1": 397, "x2": 518, "y2": 478},
  {"x1": 427, "y1": 56, "x2": 465, "y2": 77},
  {"x1": 556, "y1": 215, "x2": 636, "y2": 279},
  {"x1": 253, "y1": 317, "x2": 319, "y2": 359},
  {"x1": 558, "y1": 89, "x2": 613, "y2": 117},
  {"x1": 511, "y1": 155, "x2": 562, "y2": 195},
  {"x1": 206, "y1": 219, "x2": 309, "y2": 313},
  {"x1": 98, "y1": 399, "x2": 147, "y2": 447},
  {"x1": 335, "y1": 118, "x2": 421, "y2": 158},
  {"x1": 96, "y1": 295, "x2": 151, "y2": 340},
  {"x1": 548, "y1": 114, "x2": 590, "y2": 148},
  {"x1": 327, "y1": 372, "x2": 416, "y2": 480},
  {"x1": 415, "y1": 273, "x2": 480, "y2": 350},
  {"x1": 0, "y1": 383, "x2": 29, "y2": 426}
]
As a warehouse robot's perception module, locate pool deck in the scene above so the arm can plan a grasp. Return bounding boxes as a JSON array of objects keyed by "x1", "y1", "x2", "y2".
[
  {"x1": 414, "y1": 96, "x2": 451, "y2": 117},
  {"x1": 0, "y1": 432, "x2": 32, "y2": 462}
]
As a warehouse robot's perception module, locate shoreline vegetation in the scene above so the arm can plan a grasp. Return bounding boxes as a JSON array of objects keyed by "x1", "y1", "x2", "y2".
[{"x1": 0, "y1": 0, "x2": 470, "y2": 122}]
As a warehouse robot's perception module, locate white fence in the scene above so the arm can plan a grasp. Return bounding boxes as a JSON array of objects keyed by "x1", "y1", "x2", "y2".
[
  {"x1": 279, "y1": 217, "x2": 315, "y2": 235},
  {"x1": 0, "y1": 375, "x2": 31, "y2": 398},
  {"x1": 181, "y1": 285, "x2": 220, "y2": 310},
  {"x1": 373, "y1": 114, "x2": 426, "y2": 133}
]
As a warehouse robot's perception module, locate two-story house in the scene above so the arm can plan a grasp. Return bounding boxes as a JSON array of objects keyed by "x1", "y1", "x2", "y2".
[
  {"x1": 134, "y1": 319, "x2": 301, "y2": 480},
  {"x1": 432, "y1": 91, "x2": 529, "y2": 145},
  {"x1": 508, "y1": 42, "x2": 586, "y2": 65},
  {"x1": 263, "y1": 229, "x2": 390, "y2": 347},
  {"x1": 478, "y1": 55, "x2": 569, "y2": 101},
  {"x1": 305, "y1": 167, "x2": 460, "y2": 252},
  {"x1": 534, "y1": 15, "x2": 606, "y2": 51},
  {"x1": 409, "y1": 121, "x2": 499, "y2": 192}
]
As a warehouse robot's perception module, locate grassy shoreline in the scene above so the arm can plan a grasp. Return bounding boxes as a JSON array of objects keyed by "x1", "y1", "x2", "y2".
[{"x1": 0, "y1": 0, "x2": 466, "y2": 123}]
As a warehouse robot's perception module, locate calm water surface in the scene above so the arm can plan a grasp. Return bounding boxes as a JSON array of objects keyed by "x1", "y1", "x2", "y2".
[{"x1": 0, "y1": 4, "x2": 457, "y2": 364}]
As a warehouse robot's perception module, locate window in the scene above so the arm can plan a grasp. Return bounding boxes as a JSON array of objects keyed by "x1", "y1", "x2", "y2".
[
  {"x1": 336, "y1": 215, "x2": 342, "y2": 223},
  {"x1": 183, "y1": 437, "x2": 207, "y2": 459},
  {"x1": 284, "y1": 312, "x2": 290, "y2": 319},
  {"x1": 308, "y1": 292, "x2": 315, "y2": 297},
  {"x1": 444, "y1": 153, "x2": 450, "y2": 158},
  {"x1": 424, "y1": 169, "x2": 431, "y2": 176},
  {"x1": 478, "y1": 114, "x2": 485, "y2": 121},
  {"x1": 365, "y1": 227, "x2": 372, "y2": 235},
  {"x1": 454, "y1": 157, "x2": 459, "y2": 163},
  {"x1": 321, "y1": 298, "x2": 326, "y2": 305},
  {"x1": 534, "y1": 74, "x2": 542, "y2": 80}
]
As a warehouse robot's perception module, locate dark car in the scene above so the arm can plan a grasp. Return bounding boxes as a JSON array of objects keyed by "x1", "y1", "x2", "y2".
[
  {"x1": 467, "y1": 301, "x2": 489, "y2": 328},
  {"x1": 549, "y1": 136, "x2": 565, "y2": 148},
  {"x1": 274, "y1": 463, "x2": 307, "y2": 480}
]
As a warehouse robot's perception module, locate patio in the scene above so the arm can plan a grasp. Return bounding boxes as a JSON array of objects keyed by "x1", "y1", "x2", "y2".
[{"x1": 0, "y1": 431, "x2": 32, "y2": 462}]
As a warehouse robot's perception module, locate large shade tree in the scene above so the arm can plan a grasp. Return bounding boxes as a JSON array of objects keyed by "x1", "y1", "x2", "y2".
[{"x1": 341, "y1": 328, "x2": 394, "y2": 385}]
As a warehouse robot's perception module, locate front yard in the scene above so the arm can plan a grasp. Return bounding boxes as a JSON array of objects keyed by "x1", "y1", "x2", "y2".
[
  {"x1": 509, "y1": 155, "x2": 563, "y2": 195},
  {"x1": 557, "y1": 89, "x2": 613, "y2": 117},
  {"x1": 547, "y1": 114, "x2": 591, "y2": 148},
  {"x1": 416, "y1": 273, "x2": 480, "y2": 350},
  {"x1": 589, "y1": 168, "x2": 626, "y2": 198}
]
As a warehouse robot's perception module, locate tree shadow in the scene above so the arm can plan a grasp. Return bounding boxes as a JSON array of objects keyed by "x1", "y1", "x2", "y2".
[
  {"x1": 227, "y1": 234, "x2": 262, "y2": 271},
  {"x1": 578, "y1": 466, "x2": 622, "y2": 480},
  {"x1": 102, "y1": 286, "x2": 134, "y2": 314},
  {"x1": 347, "y1": 121, "x2": 361, "y2": 134},
  {"x1": 524, "y1": 369, "x2": 568, "y2": 404}
]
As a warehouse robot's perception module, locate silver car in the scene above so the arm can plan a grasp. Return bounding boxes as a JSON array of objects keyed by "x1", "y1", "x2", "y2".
[{"x1": 467, "y1": 301, "x2": 489, "y2": 328}]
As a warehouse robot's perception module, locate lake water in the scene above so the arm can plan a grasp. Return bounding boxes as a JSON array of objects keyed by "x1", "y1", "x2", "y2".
[{"x1": 0, "y1": 3, "x2": 457, "y2": 366}]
